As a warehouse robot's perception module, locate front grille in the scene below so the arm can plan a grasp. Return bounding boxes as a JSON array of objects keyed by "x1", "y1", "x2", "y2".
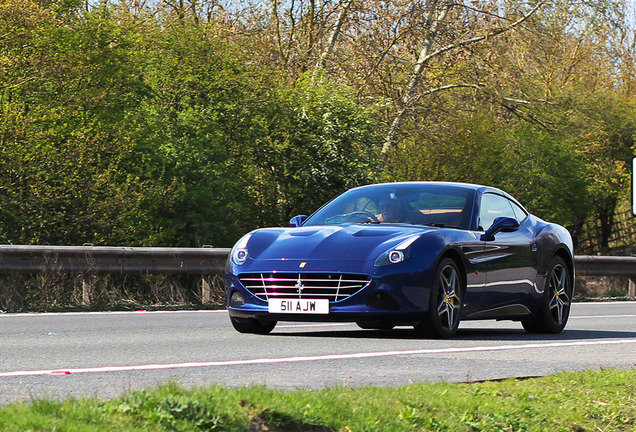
[{"x1": 239, "y1": 273, "x2": 371, "y2": 302}]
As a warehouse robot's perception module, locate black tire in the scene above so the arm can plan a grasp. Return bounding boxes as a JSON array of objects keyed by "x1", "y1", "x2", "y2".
[
  {"x1": 522, "y1": 256, "x2": 572, "y2": 334},
  {"x1": 414, "y1": 258, "x2": 463, "y2": 338},
  {"x1": 230, "y1": 316, "x2": 277, "y2": 334},
  {"x1": 356, "y1": 320, "x2": 395, "y2": 330}
]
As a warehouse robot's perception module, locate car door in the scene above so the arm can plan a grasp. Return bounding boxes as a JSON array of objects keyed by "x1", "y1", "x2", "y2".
[{"x1": 472, "y1": 193, "x2": 538, "y2": 316}]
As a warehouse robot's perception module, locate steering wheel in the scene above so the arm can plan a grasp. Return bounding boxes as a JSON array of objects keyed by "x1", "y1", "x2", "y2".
[{"x1": 348, "y1": 210, "x2": 380, "y2": 223}]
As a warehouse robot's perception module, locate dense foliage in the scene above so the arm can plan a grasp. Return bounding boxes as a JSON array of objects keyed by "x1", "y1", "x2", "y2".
[
  {"x1": 0, "y1": 0, "x2": 379, "y2": 247},
  {"x1": 1, "y1": 0, "x2": 635, "y2": 249},
  {"x1": 0, "y1": 369, "x2": 634, "y2": 431}
]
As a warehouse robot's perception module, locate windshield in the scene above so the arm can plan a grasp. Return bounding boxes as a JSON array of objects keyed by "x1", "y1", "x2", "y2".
[{"x1": 303, "y1": 184, "x2": 475, "y2": 229}]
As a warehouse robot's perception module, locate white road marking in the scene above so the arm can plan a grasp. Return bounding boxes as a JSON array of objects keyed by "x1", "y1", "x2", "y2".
[
  {"x1": 1, "y1": 339, "x2": 634, "y2": 378},
  {"x1": 0, "y1": 310, "x2": 226, "y2": 318}
]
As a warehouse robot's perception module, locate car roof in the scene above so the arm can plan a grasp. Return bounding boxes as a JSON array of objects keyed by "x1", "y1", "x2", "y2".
[
  {"x1": 351, "y1": 181, "x2": 501, "y2": 194},
  {"x1": 349, "y1": 181, "x2": 524, "y2": 210}
]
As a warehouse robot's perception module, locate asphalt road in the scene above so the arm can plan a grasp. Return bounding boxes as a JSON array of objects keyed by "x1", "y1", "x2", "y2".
[{"x1": 0, "y1": 302, "x2": 634, "y2": 404}]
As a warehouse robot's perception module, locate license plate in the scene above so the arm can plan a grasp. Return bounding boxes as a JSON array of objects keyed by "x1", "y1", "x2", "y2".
[{"x1": 268, "y1": 298, "x2": 329, "y2": 314}]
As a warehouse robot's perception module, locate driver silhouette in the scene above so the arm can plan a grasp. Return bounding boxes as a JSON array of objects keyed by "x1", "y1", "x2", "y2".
[{"x1": 379, "y1": 196, "x2": 407, "y2": 222}]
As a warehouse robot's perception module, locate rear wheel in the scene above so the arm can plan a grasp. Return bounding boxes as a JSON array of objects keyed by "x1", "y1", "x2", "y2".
[
  {"x1": 230, "y1": 316, "x2": 277, "y2": 334},
  {"x1": 414, "y1": 258, "x2": 463, "y2": 338},
  {"x1": 522, "y1": 256, "x2": 572, "y2": 334}
]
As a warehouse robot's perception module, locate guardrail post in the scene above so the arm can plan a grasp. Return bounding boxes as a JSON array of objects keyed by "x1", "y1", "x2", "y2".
[
  {"x1": 201, "y1": 275, "x2": 212, "y2": 304},
  {"x1": 82, "y1": 274, "x2": 93, "y2": 306},
  {"x1": 629, "y1": 278, "x2": 636, "y2": 300}
]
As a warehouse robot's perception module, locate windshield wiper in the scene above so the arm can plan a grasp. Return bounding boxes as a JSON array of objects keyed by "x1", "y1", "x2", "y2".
[{"x1": 422, "y1": 223, "x2": 462, "y2": 229}]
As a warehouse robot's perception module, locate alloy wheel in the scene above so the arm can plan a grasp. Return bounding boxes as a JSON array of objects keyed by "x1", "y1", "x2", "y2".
[
  {"x1": 436, "y1": 263, "x2": 461, "y2": 333},
  {"x1": 548, "y1": 263, "x2": 570, "y2": 325}
]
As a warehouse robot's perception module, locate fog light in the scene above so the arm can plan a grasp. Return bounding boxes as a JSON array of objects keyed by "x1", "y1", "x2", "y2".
[
  {"x1": 230, "y1": 291, "x2": 245, "y2": 307},
  {"x1": 366, "y1": 292, "x2": 400, "y2": 310}
]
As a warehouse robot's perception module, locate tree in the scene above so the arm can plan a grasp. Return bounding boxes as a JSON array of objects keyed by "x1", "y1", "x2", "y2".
[
  {"x1": 233, "y1": 75, "x2": 380, "y2": 226},
  {"x1": 2, "y1": 0, "x2": 635, "y2": 252},
  {"x1": 472, "y1": 0, "x2": 636, "y2": 247}
]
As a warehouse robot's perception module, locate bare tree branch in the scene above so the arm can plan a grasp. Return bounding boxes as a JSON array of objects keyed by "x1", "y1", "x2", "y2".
[
  {"x1": 272, "y1": 0, "x2": 289, "y2": 66},
  {"x1": 420, "y1": 1, "x2": 545, "y2": 67},
  {"x1": 382, "y1": 0, "x2": 546, "y2": 153},
  {"x1": 0, "y1": 77, "x2": 37, "y2": 90},
  {"x1": 412, "y1": 83, "x2": 484, "y2": 103},
  {"x1": 314, "y1": 0, "x2": 355, "y2": 74},
  {"x1": 383, "y1": 0, "x2": 455, "y2": 153},
  {"x1": 383, "y1": 83, "x2": 483, "y2": 154}
]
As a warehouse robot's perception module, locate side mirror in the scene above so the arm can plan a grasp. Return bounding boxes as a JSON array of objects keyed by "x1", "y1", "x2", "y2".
[
  {"x1": 480, "y1": 217, "x2": 520, "y2": 241},
  {"x1": 289, "y1": 215, "x2": 308, "y2": 227}
]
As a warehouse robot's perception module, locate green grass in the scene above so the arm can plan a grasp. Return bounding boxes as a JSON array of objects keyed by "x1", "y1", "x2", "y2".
[{"x1": 0, "y1": 369, "x2": 634, "y2": 431}]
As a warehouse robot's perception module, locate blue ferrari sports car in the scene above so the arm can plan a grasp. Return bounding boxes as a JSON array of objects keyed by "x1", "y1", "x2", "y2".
[{"x1": 225, "y1": 182, "x2": 574, "y2": 338}]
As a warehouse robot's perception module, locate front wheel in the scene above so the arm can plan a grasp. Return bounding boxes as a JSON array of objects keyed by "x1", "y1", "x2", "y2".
[
  {"x1": 230, "y1": 316, "x2": 277, "y2": 334},
  {"x1": 414, "y1": 258, "x2": 463, "y2": 338},
  {"x1": 522, "y1": 256, "x2": 572, "y2": 334}
]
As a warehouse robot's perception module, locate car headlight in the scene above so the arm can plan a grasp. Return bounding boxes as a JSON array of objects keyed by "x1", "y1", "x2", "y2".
[
  {"x1": 374, "y1": 235, "x2": 420, "y2": 266},
  {"x1": 231, "y1": 233, "x2": 252, "y2": 265}
]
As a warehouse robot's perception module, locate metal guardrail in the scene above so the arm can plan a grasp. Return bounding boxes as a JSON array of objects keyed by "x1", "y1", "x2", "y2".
[
  {"x1": 574, "y1": 255, "x2": 636, "y2": 299},
  {"x1": 0, "y1": 245, "x2": 231, "y2": 304},
  {"x1": 0, "y1": 245, "x2": 230, "y2": 274},
  {"x1": 573, "y1": 255, "x2": 636, "y2": 277},
  {"x1": 0, "y1": 246, "x2": 634, "y2": 301}
]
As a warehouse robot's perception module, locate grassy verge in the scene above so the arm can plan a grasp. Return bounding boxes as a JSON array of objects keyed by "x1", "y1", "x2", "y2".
[{"x1": 0, "y1": 369, "x2": 634, "y2": 431}]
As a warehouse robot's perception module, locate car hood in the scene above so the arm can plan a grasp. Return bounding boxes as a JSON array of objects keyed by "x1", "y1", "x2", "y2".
[{"x1": 245, "y1": 224, "x2": 432, "y2": 263}]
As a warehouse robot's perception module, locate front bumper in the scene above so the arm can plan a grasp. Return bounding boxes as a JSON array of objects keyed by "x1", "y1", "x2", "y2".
[{"x1": 225, "y1": 258, "x2": 435, "y2": 324}]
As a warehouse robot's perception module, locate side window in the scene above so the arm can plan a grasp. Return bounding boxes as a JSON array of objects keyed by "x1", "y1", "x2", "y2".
[
  {"x1": 509, "y1": 200, "x2": 527, "y2": 222},
  {"x1": 479, "y1": 193, "x2": 516, "y2": 230}
]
